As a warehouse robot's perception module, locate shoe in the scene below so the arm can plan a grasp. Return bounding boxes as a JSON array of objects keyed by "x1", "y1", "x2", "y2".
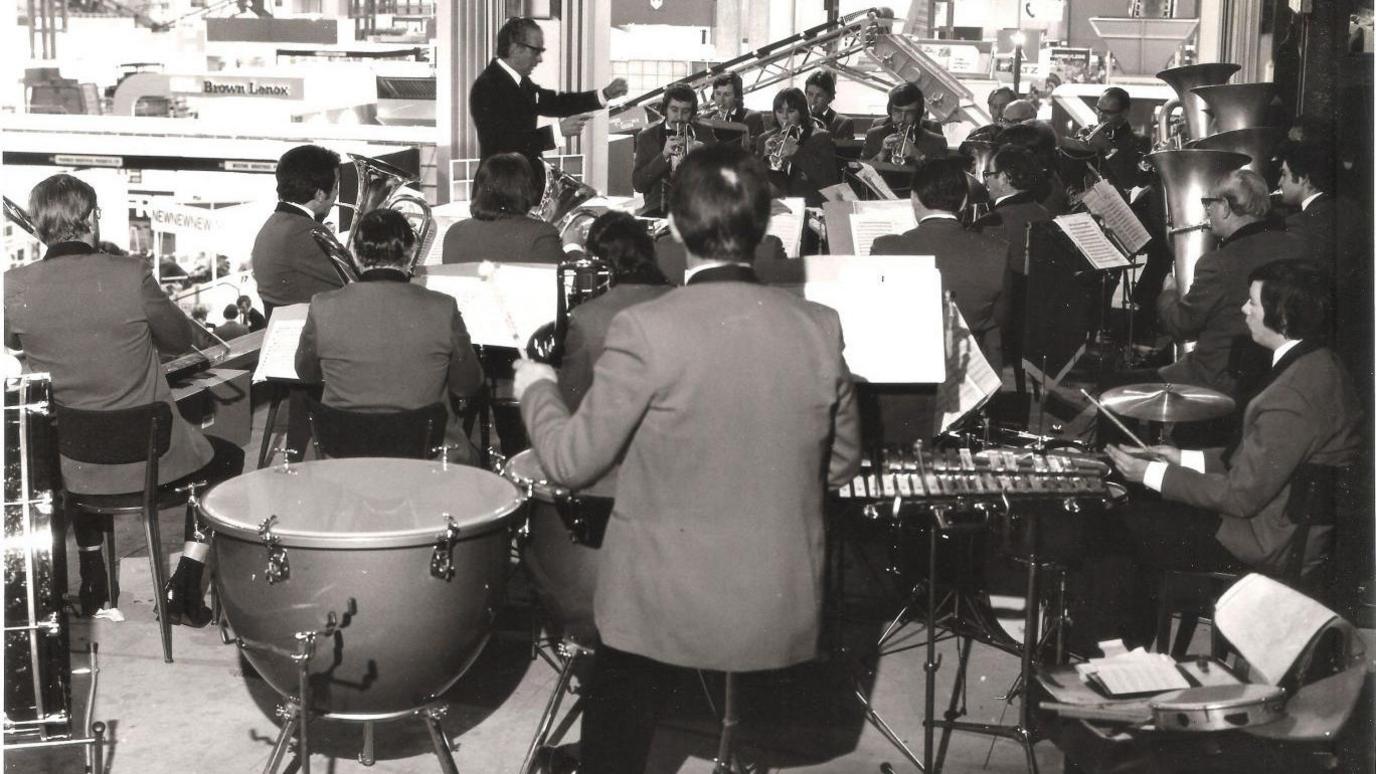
[
  {"x1": 164, "y1": 558, "x2": 213, "y2": 629},
  {"x1": 531, "y1": 744, "x2": 580, "y2": 774},
  {"x1": 77, "y1": 550, "x2": 109, "y2": 617}
]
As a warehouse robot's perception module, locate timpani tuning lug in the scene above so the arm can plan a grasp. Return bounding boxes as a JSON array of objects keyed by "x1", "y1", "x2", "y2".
[
  {"x1": 429, "y1": 515, "x2": 461, "y2": 580},
  {"x1": 258, "y1": 515, "x2": 291, "y2": 584}
]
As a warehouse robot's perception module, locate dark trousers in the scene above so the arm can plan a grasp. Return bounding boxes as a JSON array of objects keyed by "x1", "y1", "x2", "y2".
[
  {"x1": 72, "y1": 435, "x2": 245, "y2": 548},
  {"x1": 581, "y1": 645, "x2": 683, "y2": 774}
]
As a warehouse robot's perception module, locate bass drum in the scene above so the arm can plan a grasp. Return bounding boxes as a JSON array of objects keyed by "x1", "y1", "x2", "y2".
[
  {"x1": 201, "y1": 458, "x2": 524, "y2": 719},
  {"x1": 3, "y1": 373, "x2": 71, "y2": 740},
  {"x1": 503, "y1": 450, "x2": 610, "y2": 644}
]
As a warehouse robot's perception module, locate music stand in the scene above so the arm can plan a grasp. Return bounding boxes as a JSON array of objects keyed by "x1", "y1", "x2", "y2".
[{"x1": 1021, "y1": 222, "x2": 1102, "y2": 433}]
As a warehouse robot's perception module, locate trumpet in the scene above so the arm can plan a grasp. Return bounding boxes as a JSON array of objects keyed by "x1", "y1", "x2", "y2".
[
  {"x1": 666, "y1": 120, "x2": 696, "y2": 166},
  {"x1": 766, "y1": 124, "x2": 803, "y2": 172}
]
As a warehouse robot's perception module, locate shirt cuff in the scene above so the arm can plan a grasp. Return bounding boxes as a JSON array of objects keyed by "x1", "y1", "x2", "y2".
[
  {"x1": 1180, "y1": 449, "x2": 1206, "y2": 473},
  {"x1": 562, "y1": 243, "x2": 583, "y2": 255},
  {"x1": 1143, "y1": 461, "x2": 1168, "y2": 492},
  {"x1": 548, "y1": 118, "x2": 564, "y2": 146},
  {"x1": 597, "y1": 88, "x2": 608, "y2": 107}
]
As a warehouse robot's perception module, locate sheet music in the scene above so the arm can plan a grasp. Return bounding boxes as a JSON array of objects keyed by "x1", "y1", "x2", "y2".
[
  {"x1": 766, "y1": 197, "x2": 807, "y2": 257},
  {"x1": 1081, "y1": 179, "x2": 1151, "y2": 254},
  {"x1": 1075, "y1": 650, "x2": 1190, "y2": 696},
  {"x1": 849, "y1": 204, "x2": 917, "y2": 257},
  {"x1": 1053, "y1": 212, "x2": 1131, "y2": 269},
  {"x1": 419, "y1": 263, "x2": 559, "y2": 348},
  {"x1": 1215, "y1": 573, "x2": 1341, "y2": 685},
  {"x1": 251, "y1": 303, "x2": 309, "y2": 383},
  {"x1": 934, "y1": 299, "x2": 1003, "y2": 434},
  {"x1": 852, "y1": 162, "x2": 899, "y2": 199}
]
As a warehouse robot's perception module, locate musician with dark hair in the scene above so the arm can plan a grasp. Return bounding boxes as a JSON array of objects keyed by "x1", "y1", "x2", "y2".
[
  {"x1": 804, "y1": 69, "x2": 855, "y2": 139},
  {"x1": 513, "y1": 144, "x2": 860, "y2": 773},
  {"x1": 470, "y1": 16, "x2": 628, "y2": 197},
  {"x1": 632, "y1": 83, "x2": 717, "y2": 217},
  {"x1": 861, "y1": 81, "x2": 948, "y2": 165},
  {"x1": 296, "y1": 209, "x2": 483, "y2": 461},
  {"x1": 754, "y1": 86, "x2": 839, "y2": 206},
  {"x1": 1109, "y1": 259, "x2": 1362, "y2": 578},
  {"x1": 251, "y1": 143, "x2": 343, "y2": 316},
  {"x1": 442, "y1": 152, "x2": 563, "y2": 264},
  {"x1": 6, "y1": 173, "x2": 244, "y2": 625},
  {"x1": 709, "y1": 71, "x2": 765, "y2": 139}
]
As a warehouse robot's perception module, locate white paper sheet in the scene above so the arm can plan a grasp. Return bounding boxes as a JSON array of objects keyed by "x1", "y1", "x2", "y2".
[
  {"x1": 419, "y1": 262, "x2": 559, "y2": 349},
  {"x1": 1074, "y1": 650, "x2": 1190, "y2": 696},
  {"x1": 767, "y1": 197, "x2": 807, "y2": 257},
  {"x1": 852, "y1": 162, "x2": 899, "y2": 199},
  {"x1": 1081, "y1": 179, "x2": 1151, "y2": 255},
  {"x1": 1214, "y1": 573, "x2": 1340, "y2": 685},
  {"x1": 800, "y1": 255, "x2": 944, "y2": 384},
  {"x1": 1054, "y1": 212, "x2": 1131, "y2": 269},
  {"x1": 934, "y1": 298, "x2": 1002, "y2": 434},
  {"x1": 251, "y1": 303, "x2": 309, "y2": 383},
  {"x1": 848, "y1": 203, "x2": 918, "y2": 257}
]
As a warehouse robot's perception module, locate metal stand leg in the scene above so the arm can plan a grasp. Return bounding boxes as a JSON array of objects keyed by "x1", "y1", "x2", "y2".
[
  {"x1": 358, "y1": 721, "x2": 375, "y2": 766},
  {"x1": 422, "y1": 706, "x2": 459, "y2": 774},
  {"x1": 102, "y1": 524, "x2": 119, "y2": 609},
  {"x1": 262, "y1": 704, "x2": 301, "y2": 774},
  {"x1": 712, "y1": 673, "x2": 740, "y2": 774},
  {"x1": 90, "y1": 721, "x2": 106, "y2": 774},
  {"x1": 521, "y1": 647, "x2": 583, "y2": 774},
  {"x1": 256, "y1": 386, "x2": 285, "y2": 469},
  {"x1": 143, "y1": 502, "x2": 173, "y2": 663}
]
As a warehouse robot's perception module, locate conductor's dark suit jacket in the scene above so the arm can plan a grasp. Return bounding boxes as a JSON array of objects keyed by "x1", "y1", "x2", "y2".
[
  {"x1": 441, "y1": 214, "x2": 564, "y2": 265},
  {"x1": 1156, "y1": 222, "x2": 1307, "y2": 396},
  {"x1": 469, "y1": 59, "x2": 603, "y2": 193},
  {"x1": 251, "y1": 202, "x2": 344, "y2": 312},
  {"x1": 1162, "y1": 342, "x2": 1362, "y2": 573},
  {"x1": 632, "y1": 121, "x2": 719, "y2": 216},
  {"x1": 521, "y1": 264, "x2": 861, "y2": 671},
  {"x1": 4, "y1": 242, "x2": 213, "y2": 494}
]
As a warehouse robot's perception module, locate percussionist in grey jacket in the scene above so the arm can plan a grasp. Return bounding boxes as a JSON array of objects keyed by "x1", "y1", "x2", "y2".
[{"x1": 513, "y1": 145, "x2": 862, "y2": 773}]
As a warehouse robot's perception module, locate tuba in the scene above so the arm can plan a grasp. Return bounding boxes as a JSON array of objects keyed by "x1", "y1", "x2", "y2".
[
  {"x1": 1187, "y1": 127, "x2": 1286, "y2": 183},
  {"x1": 311, "y1": 153, "x2": 435, "y2": 282},
  {"x1": 534, "y1": 161, "x2": 600, "y2": 225},
  {"x1": 1191, "y1": 83, "x2": 1280, "y2": 135},
  {"x1": 766, "y1": 124, "x2": 803, "y2": 172},
  {"x1": 1154, "y1": 63, "x2": 1240, "y2": 147},
  {"x1": 1146, "y1": 149, "x2": 1249, "y2": 353}
]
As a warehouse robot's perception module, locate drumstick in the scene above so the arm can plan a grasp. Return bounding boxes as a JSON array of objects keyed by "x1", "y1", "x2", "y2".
[{"x1": 1079, "y1": 389, "x2": 1163, "y2": 460}]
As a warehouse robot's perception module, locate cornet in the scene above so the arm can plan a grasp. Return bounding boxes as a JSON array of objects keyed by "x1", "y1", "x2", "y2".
[
  {"x1": 886, "y1": 121, "x2": 920, "y2": 164},
  {"x1": 666, "y1": 120, "x2": 696, "y2": 167},
  {"x1": 767, "y1": 124, "x2": 803, "y2": 172}
]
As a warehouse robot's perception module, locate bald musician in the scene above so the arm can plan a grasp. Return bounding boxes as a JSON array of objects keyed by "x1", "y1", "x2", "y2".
[
  {"x1": 513, "y1": 144, "x2": 861, "y2": 773},
  {"x1": 1058, "y1": 86, "x2": 1147, "y2": 193}
]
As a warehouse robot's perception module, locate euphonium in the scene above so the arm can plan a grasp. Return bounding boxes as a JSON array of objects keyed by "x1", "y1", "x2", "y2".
[
  {"x1": 311, "y1": 153, "x2": 436, "y2": 281},
  {"x1": 767, "y1": 123, "x2": 803, "y2": 172},
  {"x1": 534, "y1": 161, "x2": 600, "y2": 225}
]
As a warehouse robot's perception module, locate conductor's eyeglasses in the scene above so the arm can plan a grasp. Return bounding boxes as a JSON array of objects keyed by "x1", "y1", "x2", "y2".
[{"x1": 515, "y1": 40, "x2": 546, "y2": 54}]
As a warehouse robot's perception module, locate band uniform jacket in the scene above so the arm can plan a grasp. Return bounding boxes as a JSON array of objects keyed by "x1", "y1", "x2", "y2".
[
  {"x1": 872, "y1": 218, "x2": 1010, "y2": 371},
  {"x1": 4, "y1": 242, "x2": 214, "y2": 494},
  {"x1": 1156, "y1": 222, "x2": 1307, "y2": 395},
  {"x1": 715, "y1": 106, "x2": 765, "y2": 142},
  {"x1": 654, "y1": 235, "x2": 793, "y2": 285},
  {"x1": 1285, "y1": 193, "x2": 1373, "y2": 388},
  {"x1": 251, "y1": 202, "x2": 344, "y2": 311},
  {"x1": 1161, "y1": 342, "x2": 1362, "y2": 573},
  {"x1": 556, "y1": 282, "x2": 672, "y2": 496},
  {"x1": 520, "y1": 264, "x2": 862, "y2": 671},
  {"x1": 814, "y1": 107, "x2": 855, "y2": 140},
  {"x1": 860, "y1": 120, "x2": 948, "y2": 163},
  {"x1": 469, "y1": 59, "x2": 604, "y2": 191},
  {"x1": 441, "y1": 214, "x2": 564, "y2": 265},
  {"x1": 974, "y1": 191, "x2": 1054, "y2": 276},
  {"x1": 632, "y1": 121, "x2": 720, "y2": 216},
  {"x1": 294, "y1": 272, "x2": 484, "y2": 412},
  {"x1": 754, "y1": 128, "x2": 841, "y2": 206}
]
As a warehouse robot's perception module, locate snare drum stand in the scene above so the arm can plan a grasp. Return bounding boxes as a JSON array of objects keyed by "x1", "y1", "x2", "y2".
[{"x1": 247, "y1": 606, "x2": 460, "y2": 774}]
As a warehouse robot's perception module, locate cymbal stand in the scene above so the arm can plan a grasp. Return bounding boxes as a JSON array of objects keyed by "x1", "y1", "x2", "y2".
[{"x1": 520, "y1": 640, "x2": 591, "y2": 774}]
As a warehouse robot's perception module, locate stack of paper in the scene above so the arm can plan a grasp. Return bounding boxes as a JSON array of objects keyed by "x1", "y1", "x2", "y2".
[{"x1": 1075, "y1": 649, "x2": 1190, "y2": 696}]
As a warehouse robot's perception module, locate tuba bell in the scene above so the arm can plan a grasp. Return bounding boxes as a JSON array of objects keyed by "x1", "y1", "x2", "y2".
[
  {"x1": 1190, "y1": 83, "x2": 1281, "y2": 135},
  {"x1": 1155, "y1": 63, "x2": 1241, "y2": 147},
  {"x1": 1187, "y1": 127, "x2": 1286, "y2": 184},
  {"x1": 311, "y1": 153, "x2": 435, "y2": 282}
]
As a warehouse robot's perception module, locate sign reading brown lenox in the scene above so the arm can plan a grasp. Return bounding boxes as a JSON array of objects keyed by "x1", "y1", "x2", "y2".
[{"x1": 172, "y1": 75, "x2": 304, "y2": 100}]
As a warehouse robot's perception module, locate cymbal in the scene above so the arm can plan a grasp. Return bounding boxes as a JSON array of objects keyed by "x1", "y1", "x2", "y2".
[{"x1": 1098, "y1": 382, "x2": 1235, "y2": 423}]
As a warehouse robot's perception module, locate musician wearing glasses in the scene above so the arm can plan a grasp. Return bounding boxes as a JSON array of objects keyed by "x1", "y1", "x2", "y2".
[
  {"x1": 861, "y1": 82, "x2": 948, "y2": 167},
  {"x1": 470, "y1": 16, "x2": 628, "y2": 198},
  {"x1": 804, "y1": 69, "x2": 855, "y2": 139},
  {"x1": 1153, "y1": 170, "x2": 1306, "y2": 398},
  {"x1": 755, "y1": 87, "x2": 840, "y2": 206},
  {"x1": 5, "y1": 174, "x2": 244, "y2": 625},
  {"x1": 296, "y1": 209, "x2": 484, "y2": 461},
  {"x1": 442, "y1": 153, "x2": 564, "y2": 265},
  {"x1": 251, "y1": 144, "x2": 344, "y2": 317},
  {"x1": 512, "y1": 145, "x2": 860, "y2": 773},
  {"x1": 632, "y1": 83, "x2": 717, "y2": 217},
  {"x1": 1058, "y1": 86, "x2": 1147, "y2": 192},
  {"x1": 708, "y1": 71, "x2": 765, "y2": 140}
]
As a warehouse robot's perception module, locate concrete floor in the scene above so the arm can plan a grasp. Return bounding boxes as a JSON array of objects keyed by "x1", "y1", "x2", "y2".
[{"x1": 10, "y1": 396, "x2": 1084, "y2": 774}]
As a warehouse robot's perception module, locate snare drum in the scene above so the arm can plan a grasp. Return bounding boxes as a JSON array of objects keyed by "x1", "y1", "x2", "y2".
[
  {"x1": 200, "y1": 458, "x2": 524, "y2": 719},
  {"x1": 3, "y1": 373, "x2": 71, "y2": 741},
  {"x1": 503, "y1": 450, "x2": 612, "y2": 642}
]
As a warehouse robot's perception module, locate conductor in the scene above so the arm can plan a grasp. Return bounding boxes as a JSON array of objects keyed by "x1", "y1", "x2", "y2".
[
  {"x1": 470, "y1": 16, "x2": 628, "y2": 197},
  {"x1": 513, "y1": 145, "x2": 861, "y2": 772}
]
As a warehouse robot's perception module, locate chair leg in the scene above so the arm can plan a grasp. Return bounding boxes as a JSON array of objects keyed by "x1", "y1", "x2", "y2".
[
  {"x1": 103, "y1": 521, "x2": 119, "y2": 609},
  {"x1": 143, "y1": 506, "x2": 173, "y2": 663}
]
